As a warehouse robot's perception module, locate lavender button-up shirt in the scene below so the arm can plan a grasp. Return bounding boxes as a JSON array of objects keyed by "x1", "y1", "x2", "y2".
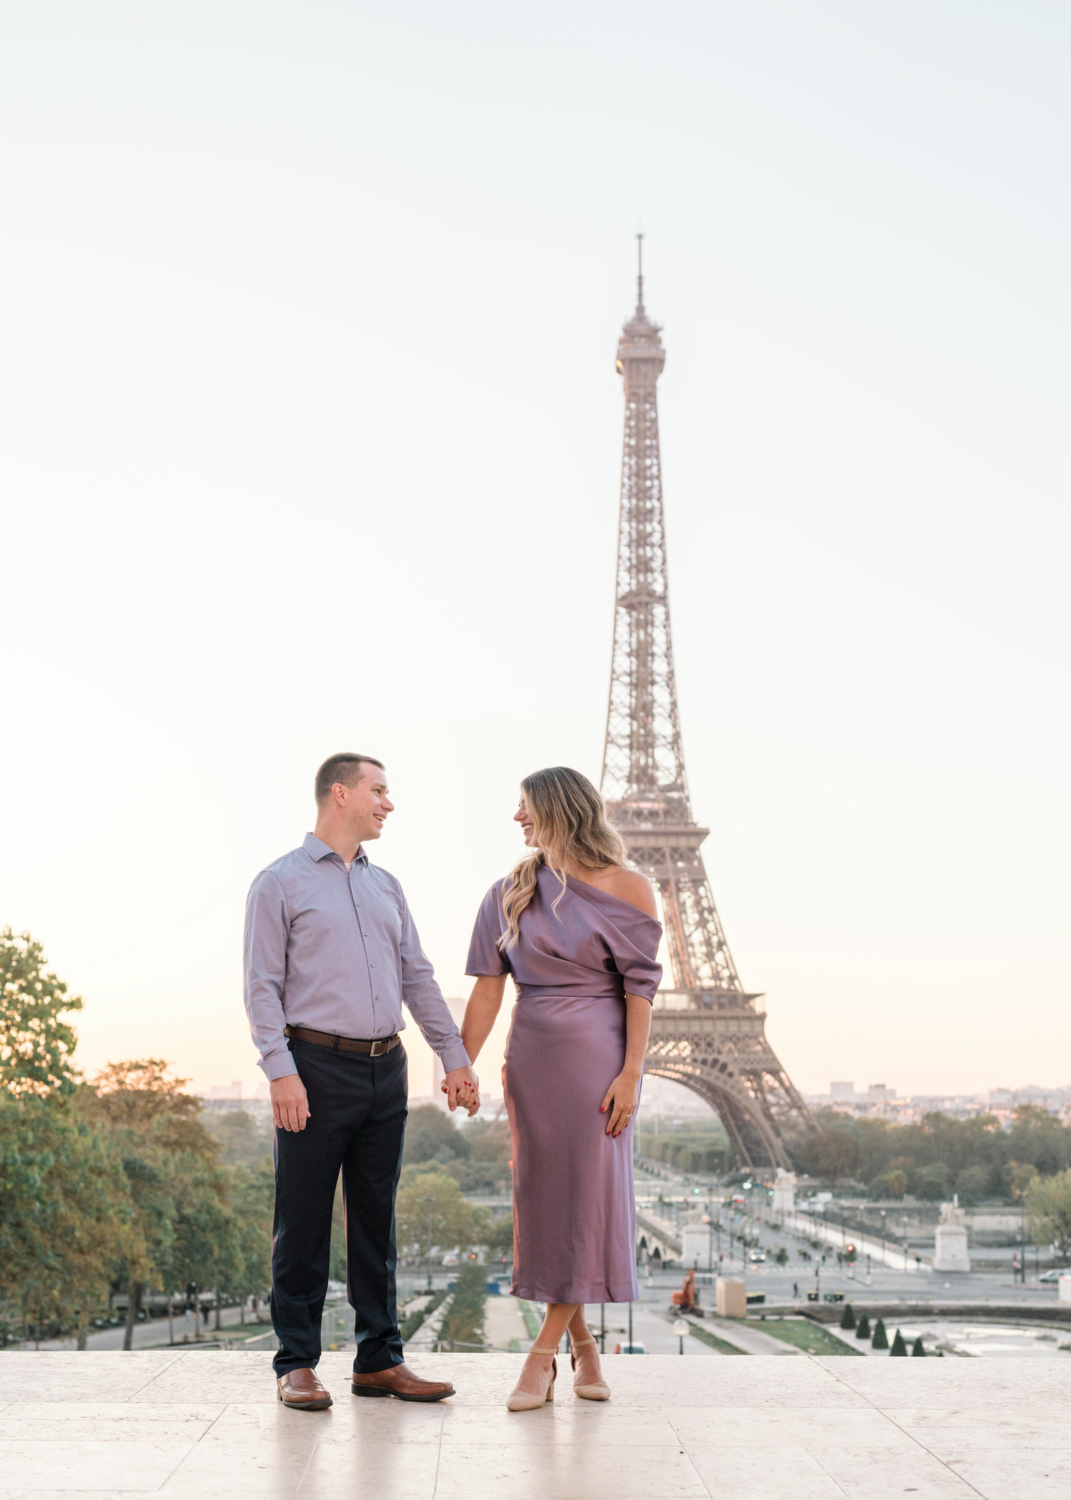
[{"x1": 243, "y1": 832, "x2": 470, "y2": 1082}]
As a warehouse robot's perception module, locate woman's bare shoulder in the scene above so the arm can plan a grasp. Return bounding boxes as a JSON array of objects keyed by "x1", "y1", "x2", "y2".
[{"x1": 600, "y1": 867, "x2": 659, "y2": 919}]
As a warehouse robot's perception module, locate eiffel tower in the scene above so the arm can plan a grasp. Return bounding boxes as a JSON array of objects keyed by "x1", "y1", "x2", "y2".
[{"x1": 601, "y1": 239, "x2": 812, "y2": 1170}]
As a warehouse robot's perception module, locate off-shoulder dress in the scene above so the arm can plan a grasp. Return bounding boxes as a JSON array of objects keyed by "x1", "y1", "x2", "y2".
[{"x1": 466, "y1": 865, "x2": 662, "y2": 1305}]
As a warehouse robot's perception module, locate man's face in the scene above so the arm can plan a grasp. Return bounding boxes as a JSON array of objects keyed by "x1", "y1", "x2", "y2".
[{"x1": 338, "y1": 766, "x2": 394, "y2": 843}]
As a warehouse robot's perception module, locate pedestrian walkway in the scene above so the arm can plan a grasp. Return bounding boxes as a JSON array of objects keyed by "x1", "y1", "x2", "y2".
[{"x1": 1, "y1": 1348, "x2": 1067, "y2": 1496}]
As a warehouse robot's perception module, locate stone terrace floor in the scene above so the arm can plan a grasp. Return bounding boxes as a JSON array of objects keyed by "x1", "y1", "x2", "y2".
[{"x1": 1, "y1": 1349, "x2": 1069, "y2": 1498}]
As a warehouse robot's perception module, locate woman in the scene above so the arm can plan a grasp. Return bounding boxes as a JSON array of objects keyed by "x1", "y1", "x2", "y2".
[{"x1": 462, "y1": 766, "x2": 662, "y2": 1410}]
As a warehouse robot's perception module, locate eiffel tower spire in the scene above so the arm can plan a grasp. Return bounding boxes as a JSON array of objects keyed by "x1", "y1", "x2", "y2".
[{"x1": 602, "y1": 246, "x2": 812, "y2": 1169}]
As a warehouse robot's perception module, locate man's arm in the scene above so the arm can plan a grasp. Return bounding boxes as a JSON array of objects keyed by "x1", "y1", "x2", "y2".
[
  {"x1": 244, "y1": 871, "x2": 309, "y2": 1131},
  {"x1": 397, "y1": 896, "x2": 480, "y2": 1115}
]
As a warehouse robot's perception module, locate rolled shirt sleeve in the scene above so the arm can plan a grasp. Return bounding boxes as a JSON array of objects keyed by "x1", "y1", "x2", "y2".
[
  {"x1": 243, "y1": 871, "x2": 299, "y2": 1080},
  {"x1": 398, "y1": 899, "x2": 471, "y2": 1074}
]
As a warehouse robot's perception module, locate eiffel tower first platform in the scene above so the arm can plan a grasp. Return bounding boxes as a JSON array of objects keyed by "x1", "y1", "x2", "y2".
[{"x1": 601, "y1": 241, "x2": 812, "y2": 1170}]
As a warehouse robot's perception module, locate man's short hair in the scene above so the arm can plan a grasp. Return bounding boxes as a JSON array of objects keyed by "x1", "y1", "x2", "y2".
[{"x1": 314, "y1": 752, "x2": 385, "y2": 806}]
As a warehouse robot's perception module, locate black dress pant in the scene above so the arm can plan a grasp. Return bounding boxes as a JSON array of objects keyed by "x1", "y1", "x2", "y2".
[{"x1": 271, "y1": 1038, "x2": 407, "y2": 1376}]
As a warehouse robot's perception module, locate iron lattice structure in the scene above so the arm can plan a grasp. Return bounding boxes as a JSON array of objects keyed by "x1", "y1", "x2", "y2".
[{"x1": 601, "y1": 242, "x2": 812, "y2": 1169}]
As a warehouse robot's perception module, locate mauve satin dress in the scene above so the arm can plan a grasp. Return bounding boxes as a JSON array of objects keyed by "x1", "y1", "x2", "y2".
[{"x1": 466, "y1": 865, "x2": 662, "y2": 1304}]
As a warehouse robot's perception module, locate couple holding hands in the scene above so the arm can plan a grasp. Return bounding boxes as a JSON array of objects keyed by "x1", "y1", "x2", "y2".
[{"x1": 243, "y1": 753, "x2": 661, "y2": 1412}]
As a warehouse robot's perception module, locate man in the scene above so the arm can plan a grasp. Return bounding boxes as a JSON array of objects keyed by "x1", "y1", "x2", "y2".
[{"x1": 244, "y1": 752, "x2": 479, "y2": 1410}]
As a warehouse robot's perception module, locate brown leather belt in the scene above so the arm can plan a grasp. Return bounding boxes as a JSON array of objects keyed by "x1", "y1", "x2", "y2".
[{"x1": 284, "y1": 1024, "x2": 401, "y2": 1058}]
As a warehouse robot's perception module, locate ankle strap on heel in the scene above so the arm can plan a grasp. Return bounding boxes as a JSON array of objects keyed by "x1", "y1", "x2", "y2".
[
  {"x1": 569, "y1": 1337, "x2": 596, "y2": 1349},
  {"x1": 529, "y1": 1345, "x2": 559, "y2": 1355}
]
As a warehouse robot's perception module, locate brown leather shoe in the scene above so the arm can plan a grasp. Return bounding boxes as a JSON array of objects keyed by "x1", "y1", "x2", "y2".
[
  {"x1": 277, "y1": 1367, "x2": 332, "y2": 1410},
  {"x1": 351, "y1": 1362, "x2": 455, "y2": 1402}
]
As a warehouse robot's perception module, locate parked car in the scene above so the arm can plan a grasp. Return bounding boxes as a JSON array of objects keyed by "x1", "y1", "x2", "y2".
[
  {"x1": 1038, "y1": 1269, "x2": 1065, "y2": 1284},
  {"x1": 748, "y1": 1251, "x2": 766, "y2": 1263},
  {"x1": 613, "y1": 1341, "x2": 647, "y2": 1354}
]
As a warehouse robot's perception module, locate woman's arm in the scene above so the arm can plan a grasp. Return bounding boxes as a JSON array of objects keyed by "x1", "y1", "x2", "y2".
[
  {"x1": 461, "y1": 974, "x2": 508, "y2": 1064},
  {"x1": 600, "y1": 992, "x2": 653, "y2": 1138}
]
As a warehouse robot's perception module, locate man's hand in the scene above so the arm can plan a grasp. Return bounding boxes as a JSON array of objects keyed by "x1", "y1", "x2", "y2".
[
  {"x1": 271, "y1": 1073, "x2": 311, "y2": 1132},
  {"x1": 441, "y1": 1066, "x2": 480, "y2": 1117}
]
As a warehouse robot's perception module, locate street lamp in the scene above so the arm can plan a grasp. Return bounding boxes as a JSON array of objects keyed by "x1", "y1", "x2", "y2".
[
  {"x1": 425, "y1": 1195, "x2": 434, "y2": 1292},
  {"x1": 673, "y1": 1318, "x2": 690, "y2": 1355}
]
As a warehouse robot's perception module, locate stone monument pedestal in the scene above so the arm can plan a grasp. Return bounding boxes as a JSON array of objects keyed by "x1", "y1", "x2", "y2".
[
  {"x1": 933, "y1": 1203, "x2": 970, "y2": 1272},
  {"x1": 715, "y1": 1277, "x2": 747, "y2": 1318},
  {"x1": 771, "y1": 1169, "x2": 796, "y2": 1216}
]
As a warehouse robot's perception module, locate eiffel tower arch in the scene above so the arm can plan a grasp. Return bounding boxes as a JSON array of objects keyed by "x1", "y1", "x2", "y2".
[{"x1": 601, "y1": 240, "x2": 813, "y2": 1171}]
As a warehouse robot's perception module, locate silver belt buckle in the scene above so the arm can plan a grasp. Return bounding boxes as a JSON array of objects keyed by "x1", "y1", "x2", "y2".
[{"x1": 369, "y1": 1037, "x2": 390, "y2": 1058}]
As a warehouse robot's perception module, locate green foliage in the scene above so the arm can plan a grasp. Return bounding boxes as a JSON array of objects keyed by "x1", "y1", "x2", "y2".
[
  {"x1": 756, "y1": 1319, "x2": 862, "y2": 1356},
  {"x1": 0, "y1": 930, "x2": 82, "y2": 1097},
  {"x1": 798, "y1": 1126, "x2": 862, "y2": 1186},
  {"x1": 786, "y1": 1106, "x2": 1071, "y2": 1201},
  {"x1": 455, "y1": 1114, "x2": 513, "y2": 1194},
  {"x1": 402, "y1": 1107, "x2": 513, "y2": 1195},
  {"x1": 915, "y1": 1163, "x2": 954, "y2": 1201},
  {"x1": 638, "y1": 1118, "x2": 731, "y2": 1176},
  {"x1": 403, "y1": 1105, "x2": 471, "y2": 1168},
  {"x1": 483, "y1": 1213, "x2": 514, "y2": 1259},
  {"x1": 77, "y1": 1060, "x2": 229, "y2": 1324},
  {"x1": 855, "y1": 1314, "x2": 871, "y2": 1340},
  {"x1": 911, "y1": 1336, "x2": 926, "y2": 1356},
  {"x1": 890, "y1": 1329, "x2": 907, "y2": 1356},
  {"x1": 686, "y1": 1322, "x2": 748, "y2": 1354},
  {"x1": 0, "y1": 938, "x2": 274, "y2": 1346},
  {"x1": 395, "y1": 1163, "x2": 491, "y2": 1259},
  {"x1": 1025, "y1": 1169, "x2": 1071, "y2": 1262},
  {"x1": 840, "y1": 1303, "x2": 856, "y2": 1330},
  {"x1": 0, "y1": 1092, "x2": 134, "y2": 1342},
  {"x1": 203, "y1": 1110, "x2": 272, "y2": 1168},
  {"x1": 400, "y1": 1287, "x2": 448, "y2": 1342},
  {"x1": 439, "y1": 1261, "x2": 487, "y2": 1349},
  {"x1": 871, "y1": 1317, "x2": 889, "y2": 1350}
]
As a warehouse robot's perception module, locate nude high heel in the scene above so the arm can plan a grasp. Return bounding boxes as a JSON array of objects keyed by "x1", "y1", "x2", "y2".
[
  {"x1": 570, "y1": 1336, "x2": 610, "y2": 1401},
  {"x1": 506, "y1": 1346, "x2": 558, "y2": 1411}
]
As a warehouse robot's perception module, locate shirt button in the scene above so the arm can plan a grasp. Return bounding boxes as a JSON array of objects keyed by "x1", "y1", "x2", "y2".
[{"x1": 370, "y1": 963, "x2": 375, "y2": 968}]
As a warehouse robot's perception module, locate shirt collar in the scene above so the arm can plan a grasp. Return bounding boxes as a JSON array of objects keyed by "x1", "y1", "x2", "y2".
[{"x1": 302, "y1": 832, "x2": 368, "y2": 865}]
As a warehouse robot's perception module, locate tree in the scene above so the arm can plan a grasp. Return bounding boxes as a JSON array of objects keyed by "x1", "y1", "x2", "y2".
[
  {"x1": 890, "y1": 1329, "x2": 907, "y2": 1356},
  {"x1": 403, "y1": 1105, "x2": 471, "y2": 1168},
  {"x1": 855, "y1": 1315, "x2": 871, "y2": 1340},
  {"x1": 955, "y1": 1165, "x2": 991, "y2": 1201},
  {"x1": 839, "y1": 1304, "x2": 856, "y2": 1330},
  {"x1": 914, "y1": 1163, "x2": 953, "y2": 1202},
  {"x1": 203, "y1": 1110, "x2": 271, "y2": 1168},
  {"x1": 395, "y1": 1164, "x2": 490, "y2": 1260},
  {"x1": 871, "y1": 1317, "x2": 889, "y2": 1350},
  {"x1": 0, "y1": 1093, "x2": 135, "y2": 1346},
  {"x1": 483, "y1": 1213, "x2": 514, "y2": 1260},
  {"x1": 804, "y1": 1129, "x2": 862, "y2": 1187},
  {"x1": 0, "y1": 929, "x2": 82, "y2": 1097},
  {"x1": 887, "y1": 1170, "x2": 907, "y2": 1198},
  {"x1": 1003, "y1": 1160, "x2": 1040, "y2": 1200},
  {"x1": 438, "y1": 1261, "x2": 487, "y2": 1350},
  {"x1": 1025, "y1": 1169, "x2": 1071, "y2": 1264},
  {"x1": 911, "y1": 1336, "x2": 926, "y2": 1357},
  {"x1": 77, "y1": 1059, "x2": 223, "y2": 1348}
]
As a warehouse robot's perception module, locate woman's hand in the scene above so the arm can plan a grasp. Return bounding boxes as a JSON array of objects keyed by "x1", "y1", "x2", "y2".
[{"x1": 600, "y1": 1069, "x2": 640, "y2": 1138}]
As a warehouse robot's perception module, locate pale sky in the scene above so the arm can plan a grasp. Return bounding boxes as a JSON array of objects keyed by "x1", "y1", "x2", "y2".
[{"x1": 1, "y1": 2, "x2": 1068, "y2": 1105}]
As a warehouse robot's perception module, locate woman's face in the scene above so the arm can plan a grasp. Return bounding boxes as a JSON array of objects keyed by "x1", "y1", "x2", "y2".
[{"x1": 514, "y1": 794, "x2": 536, "y2": 846}]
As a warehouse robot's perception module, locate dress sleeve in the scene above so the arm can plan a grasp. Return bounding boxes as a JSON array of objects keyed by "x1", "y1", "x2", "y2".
[
  {"x1": 607, "y1": 914, "x2": 663, "y2": 1003},
  {"x1": 465, "y1": 881, "x2": 511, "y2": 976}
]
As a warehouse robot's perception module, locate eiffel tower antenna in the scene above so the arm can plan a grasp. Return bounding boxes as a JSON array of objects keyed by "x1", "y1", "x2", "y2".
[{"x1": 602, "y1": 245, "x2": 812, "y2": 1169}]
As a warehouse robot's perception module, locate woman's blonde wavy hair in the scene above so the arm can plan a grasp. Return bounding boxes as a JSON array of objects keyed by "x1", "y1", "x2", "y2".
[{"x1": 499, "y1": 766, "x2": 627, "y2": 949}]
